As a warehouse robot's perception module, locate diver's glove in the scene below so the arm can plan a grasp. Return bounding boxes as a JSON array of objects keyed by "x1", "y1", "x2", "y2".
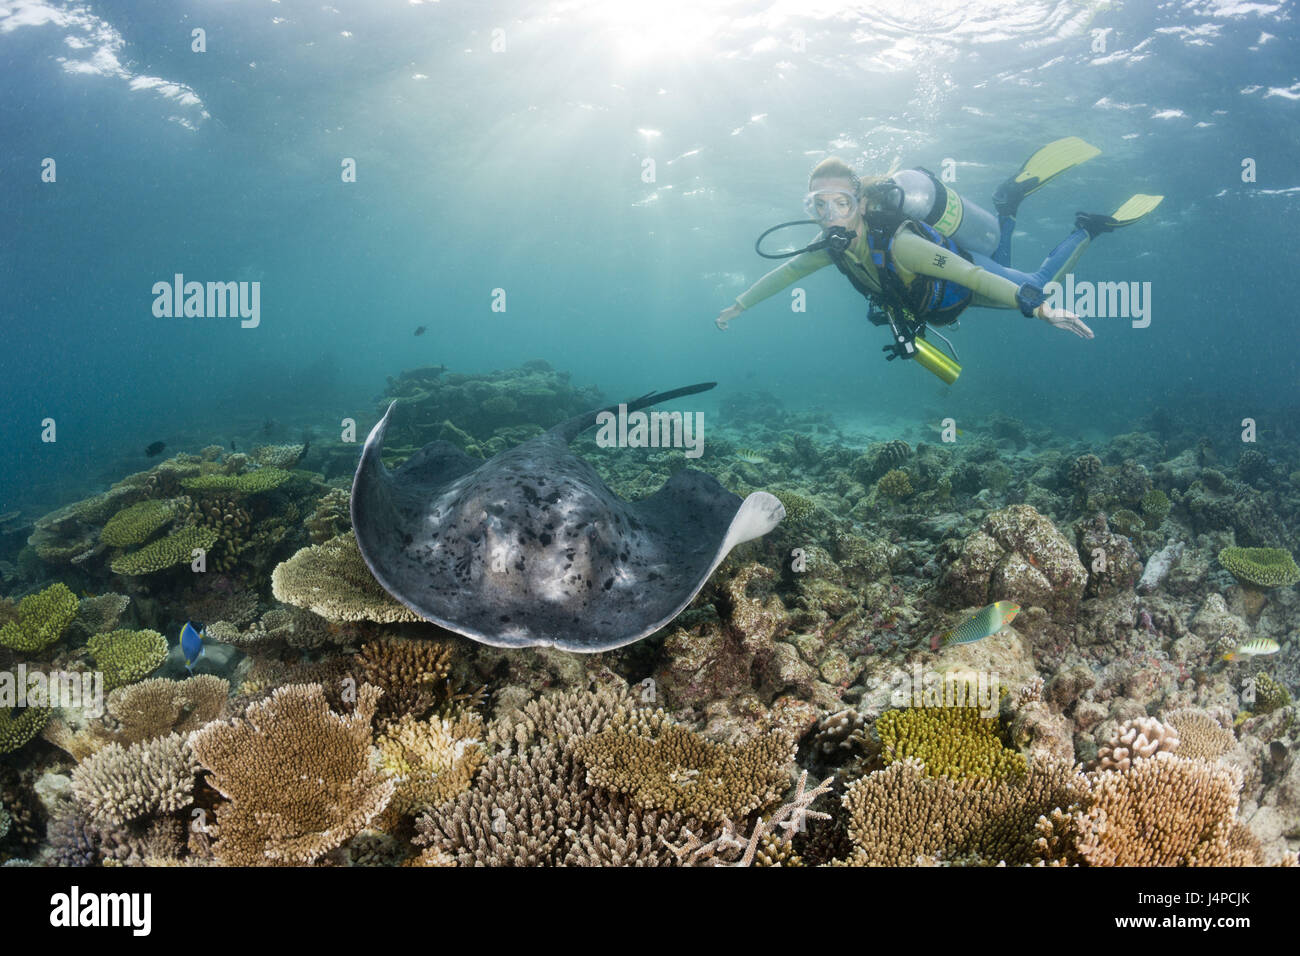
[{"x1": 1015, "y1": 283, "x2": 1047, "y2": 318}]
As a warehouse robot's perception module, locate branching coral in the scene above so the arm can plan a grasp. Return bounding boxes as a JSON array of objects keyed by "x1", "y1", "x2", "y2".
[
  {"x1": 70, "y1": 592, "x2": 130, "y2": 638},
  {"x1": 1071, "y1": 753, "x2": 1249, "y2": 866},
  {"x1": 0, "y1": 582, "x2": 78, "y2": 653},
  {"x1": 842, "y1": 757, "x2": 1086, "y2": 866},
  {"x1": 270, "y1": 532, "x2": 422, "y2": 623},
  {"x1": 0, "y1": 706, "x2": 51, "y2": 755},
  {"x1": 249, "y1": 444, "x2": 305, "y2": 469},
  {"x1": 109, "y1": 526, "x2": 219, "y2": 575},
  {"x1": 875, "y1": 706, "x2": 1026, "y2": 780},
  {"x1": 354, "y1": 637, "x2": 464, "y2": 724},
  {"x1": 1163, "y1": 709, "x2": 1235, "y2": 760},
  {"x1": 70, "y1": 733, "x2": 200, "y2": 827},
  {"x1": 1218, "y1": 547, "x2": 1300, "y2": 589},
  {"x1": 87, "y1": 629, "x2": 168, "y2": 690},
  {"x1": 188, "y1": 683, "x2": 394, "y2": 866},
  {"x1": 375, "y1": 713, "x2": 485, "y2": 821},
  {"x1": 485, "y1": 685, "x2": 658, "y2": 754},
  {"x1": 876, "y1": 469, "x2": 914, "y2": 500},
  {"x1": 572, "y1": 725, "x2": 794, "y2": 825},
  {"x1": 1140, "y1": 489, "x2": 1171, "y2": 523},
  {"x1": 305, "y1": 487, "x2": 351, "y2": 544}
]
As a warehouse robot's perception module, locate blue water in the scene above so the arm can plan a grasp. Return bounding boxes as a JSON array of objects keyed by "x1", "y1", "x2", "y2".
[{"x1": 2, "y1": 0, "x2": 1298, "y2": 517}]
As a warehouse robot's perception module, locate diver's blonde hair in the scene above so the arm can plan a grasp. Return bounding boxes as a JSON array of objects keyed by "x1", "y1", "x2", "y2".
[{"x1": 808, "y1": 155, "x2": 902, "y2": 197}]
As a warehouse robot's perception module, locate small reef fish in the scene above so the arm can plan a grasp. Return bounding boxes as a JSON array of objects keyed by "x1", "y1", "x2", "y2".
[
  {"x1": 927, "y1": 421, "x2": 964, "y2": 437},
  {"x1": 180, "y1": 621, "x2": 206, "y2": 674},
  {"x1": 1223, "y1": 638, "x2": 1279, "y2": 661},
  {"x1": 414, "y1": 326, "x2": 427, "y2": 336},
  {"x1": 734, "y1": 447, "x2": 766, "y2": 464},
  {"x1": 932, "y1": 601, "x2": 1021, "y2": 650},
  {"x1": 144, "y1": 441, "x2": 166, "y2": 457}
]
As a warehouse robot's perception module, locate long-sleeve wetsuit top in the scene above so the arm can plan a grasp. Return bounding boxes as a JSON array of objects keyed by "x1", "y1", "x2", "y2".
[{"x1": 734, "y1": 220, "x2": 1024, "y2": 313}]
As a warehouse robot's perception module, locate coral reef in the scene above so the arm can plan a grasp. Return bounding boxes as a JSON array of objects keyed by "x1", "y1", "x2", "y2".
[
  {"x1": 0, "y1": 582, "x2": 78, "y2": 653},
  {"x1": 69, "y1": 733, "x2": 200, "y2": 827},
  {"x1": 86, "y1": 629, "x2": 168, "y2": 690},
  {"x1": 188, "y1": 683, "x2": 393, "y2": 866},
  {"x1": 109, "y1": 525, "x2": 220, "y2": 575},
  {"x1": 875, "y1": 706, "x2": 1026, "y2": 780},
  {"x1": 270, "y1": 533, "x2": 422, "y2": 623},
  {"x1": 180, "y1": 467, "x2": 292, "y2": 495}
]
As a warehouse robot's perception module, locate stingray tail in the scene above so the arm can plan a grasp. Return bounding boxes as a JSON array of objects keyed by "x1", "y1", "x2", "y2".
[{"x1": 552, "y1": 382, "x2": 718, "y2": 444}]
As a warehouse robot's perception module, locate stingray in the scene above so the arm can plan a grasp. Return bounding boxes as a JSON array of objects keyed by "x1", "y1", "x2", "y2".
[{"x1": 350, "y1": 382, "x2": 785, "y2": 652}]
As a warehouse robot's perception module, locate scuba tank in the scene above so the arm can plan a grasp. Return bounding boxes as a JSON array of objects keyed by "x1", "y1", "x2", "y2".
[{"x1": 867, "y1": 169, "x2": 1000, "y2": 258}]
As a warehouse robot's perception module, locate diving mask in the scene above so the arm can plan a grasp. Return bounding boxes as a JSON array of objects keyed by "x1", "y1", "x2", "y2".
[{"x1": 803, "y1": 189, "x2": 858, "y2": 222}]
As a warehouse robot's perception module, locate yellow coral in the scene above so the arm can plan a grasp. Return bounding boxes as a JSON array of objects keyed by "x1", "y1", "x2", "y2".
[
  {"x1": 100, "y1": 499, "x2": 180, "y2": 547},
  {"x1": 87, "y1": 629, "x2": 168, "y2": 690},
  {"x1": 375, "y1": 713, "x2": 485, "y2": 821},
  {"x1": 109, "y1": 526, "x2": 219, "y2": 575},
  {"x1": 875, "y1": 706, "x2": 1026, "y2": 780},
  {"x1": 271, "y1": 533, "x2": 422, "y2": 623},
  {"x1": 181, "y1": 467, "x2": 291, "y2": 495},
  {"x1": 0, "y1": 582, "x2": 78, "y2": 653}
]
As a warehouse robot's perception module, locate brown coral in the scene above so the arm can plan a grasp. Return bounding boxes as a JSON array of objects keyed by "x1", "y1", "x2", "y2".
[
  {"x1": 375, "y1": 713, "x2": 485, "y2": 822},
  {"x1": 270, "y1": 532, "x2": 422, "y2": 623},
  {"x1": 69, "y1": 733, "x2": 201, "y2": 827},
  {"x1": 1163, "y1": 709, "x2": 1235, "y2": 761},
  {"x1": 1094, "y1": 716, "x2": 1181, "y2": 771},
  {"x1": 353, "y1": 637, "x2": 465, "y2": 725},
  {"x1": 188, "y1": 683, "x2": 394, "y2": 866},
  {"x1": 572, "y1": 725, "x2": 793, "y2": 825}
]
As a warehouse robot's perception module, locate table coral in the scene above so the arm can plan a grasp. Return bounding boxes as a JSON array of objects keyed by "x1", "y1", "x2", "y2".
[
  {"x1": 86, "y1": 629, "x2": 168, "y2": 690},
  {"x1": 188, "y1": 683, "x2": 394, "y2": 866},
  {"x1": 0, "y1": 582, "x2": 78, "y2": 653},
  {"x1": 0, "y1": 706, "x2": 51, "y2": 755},
  {"x1": 109, "y1": 525, "x2": 219, "y2": 575},
  {"x1": 99, "y1": 498, "x2": 181, "y2": 547},
  {"x1": 572, "y1": 725, "x2": 793, "y2": 824},
  {"x1": 180, "y1": 466, "x2": 291, "y2": 495},
  {"x1": 270, "y1": 532, "x2": 422, "y2": 623}
]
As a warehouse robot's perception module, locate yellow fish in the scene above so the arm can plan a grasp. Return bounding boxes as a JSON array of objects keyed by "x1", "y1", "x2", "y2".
[{"x1": 1223, "y1": 638, "x2": 1279, "y2": 661}]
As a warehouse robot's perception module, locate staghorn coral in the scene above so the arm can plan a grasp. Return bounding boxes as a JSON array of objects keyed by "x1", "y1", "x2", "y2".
[
  {"x1": 414, "y1": 741, "x2": 696, "y2": 867},
  {"x1": 1072, "y1": 753, "x2": 1249, "y2": 866},
  {"x1": 485, "y1": 685, "x2": 659, "y2": 754},
  {"x1": 354, "y1": 637, "x2": 463, "y2": 724},
  {"x1": 69, "y1": 733, "x2": 200, "y2": 827},
  {"x1": 109, "y1": 525, "x2": 219, "y2": 575},
  {"x1": 0, "y1": 582, "x2": 78, "y2": 653},
  {"x1": 188, "y1": 683, "x2": 394, "y2": 866},
  {"x1": 180, "y1": 467, "x2": 291, "y2": 495},
  {"x1": 842, "y1": 757, "x2": 1087, "y2": 866},
  {"x1": 876, "y1": 469, "x2": 914, "y2": 500},
  {"x1": 875, "y1": 706, "x2": 1026, "y2": 780},
  {"x1": 375, "y1": 713, "x2": 485, "y2": 821},
  {"x1": 270, "y1": 532, "x2": 422, "y2": 623},
  {"x1": 1163, "y1": 709, "x2": 1235, "y2": 760},
  {"x1": 0, "y1": 706, "x2": 51, "y2": 755},
  {"x1": 572, "y1": 725, "x2": 794, "y2": 825},
  {"x1": 1094, "y1": 716, "x2": 1181, "y2": 771},
  {"x1": 86, "y1": 629, "x2": 168, "y2": 690},
  {"x1": 100, "y1": 498, "x2": 181, "y2": 547}
]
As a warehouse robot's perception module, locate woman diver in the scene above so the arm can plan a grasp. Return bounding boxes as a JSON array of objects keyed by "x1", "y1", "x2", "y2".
[{"x1": 714, "y1": 138, "x2": 1162, "y2": 383}]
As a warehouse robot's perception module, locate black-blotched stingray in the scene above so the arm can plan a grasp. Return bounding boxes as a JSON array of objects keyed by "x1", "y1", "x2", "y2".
[{"x1": 350, "y1": 383, "x2": 784, "y2": 652}]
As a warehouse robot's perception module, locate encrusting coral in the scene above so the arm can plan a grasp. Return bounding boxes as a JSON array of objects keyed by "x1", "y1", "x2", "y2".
[
  {"x1": 188, "y1": 683, "x2": 394, "y2": 866},
  {"x1": 0, "y1": 582, "x2": 78, "y2": 653},
  {"x1": 270, "y1": 532, "x2": 421, "y2": 623},
  {"x1": 86, "y1": 629, "x2": 168, "y2": 690}
]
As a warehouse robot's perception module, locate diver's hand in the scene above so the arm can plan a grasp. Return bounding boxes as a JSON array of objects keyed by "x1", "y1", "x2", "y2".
[
  {"x1": 1035, "y1": 302, "x2": 1094, "y2": 340},
  {"x1": 715, "y1": 304, "x2": 742, "y2": 331}
]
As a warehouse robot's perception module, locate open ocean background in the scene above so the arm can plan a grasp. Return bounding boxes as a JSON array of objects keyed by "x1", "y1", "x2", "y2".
[{"x1": 2, "y1": 0, "x2": 1298, "y2": 518}]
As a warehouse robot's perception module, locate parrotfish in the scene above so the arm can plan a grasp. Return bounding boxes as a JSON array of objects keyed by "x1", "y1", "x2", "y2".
[
  {"x1": 180, "y1": 621, "x2": 206, "y2": 674},
  {"x1": 932, "y1": 601, "x2": 1021, "y2": 650},
  {"x1": 1223, "y1": 638, "x2": 1279, "y2": 661}
]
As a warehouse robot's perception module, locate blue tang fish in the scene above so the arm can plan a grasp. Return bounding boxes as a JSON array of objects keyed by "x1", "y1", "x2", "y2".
[{"x1": 180, "y1": 621, "x2": 206, "y2": 674}]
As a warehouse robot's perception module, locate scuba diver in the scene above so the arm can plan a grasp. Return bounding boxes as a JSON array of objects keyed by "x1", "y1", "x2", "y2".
[{"x1": 714, "y1": 137, "x2": 1163, "y2": 383}]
